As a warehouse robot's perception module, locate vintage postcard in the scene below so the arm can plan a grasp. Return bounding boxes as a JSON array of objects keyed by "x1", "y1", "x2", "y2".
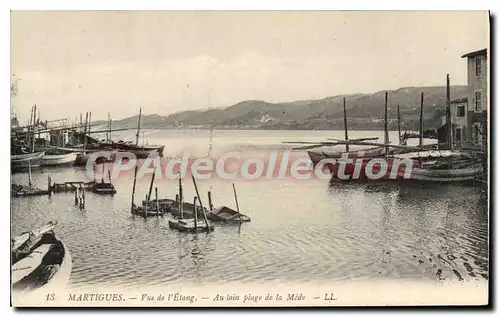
[{"x1": 10, "y1": 11, "x2": 490, "y2": 307}]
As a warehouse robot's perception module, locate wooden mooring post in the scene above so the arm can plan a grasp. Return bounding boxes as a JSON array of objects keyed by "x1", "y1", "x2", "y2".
[
  {"x1": 232, "y1": 183, "x2": 242, "y2": 224},
  {"x1": 207, "y1": 191, "x2": 214, "y2": 211},
  {"x1": 155, "y1": 187, "x2": 159, "y2": 216},
  {"x1": 193, "y1": 196, "x2": 198, "y2": 232},
  {"x1": 47, "y1": 175, "x2": 52, "y2": 197}
]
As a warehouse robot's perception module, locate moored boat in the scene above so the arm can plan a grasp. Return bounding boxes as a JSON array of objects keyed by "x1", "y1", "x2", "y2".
[
  {"x1": 308, "y1": 146, "x2": 388, "y2": 165},
  {"x1": 327, "y1": 152, "x2": 483, "y2": 183},
  {"x1": 207, "y1": 206, "x2": 251, "y2": 223},
  {"x1": 131, "y1": 204, "x2": 166, "y2": 217},
  {"x1": 168, "y1": 218, "x2": 214, "y2": 233},
  {"x1": 92, "y1": 181, "x2": 117, "y2": 195},
  {"x1": 141, "y1": 198, "x2": 175, "y2": 214},
  {"x1": 170, "y1": 201, "x2": 209, "y2": 219},
  {"x1": 41, "y1": 151, "x2": 78, "y2": 167},
  {"x1": 11, "y1": 222, "x2": 71, "y2": 293},
  {"x1": 11, "y1": 152, "x2": 44, "y2": 172}
]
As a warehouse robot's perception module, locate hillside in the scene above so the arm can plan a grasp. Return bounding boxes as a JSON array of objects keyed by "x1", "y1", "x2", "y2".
[{"x1": 95, "y1": 85, "x2": 467, "y2": 131}]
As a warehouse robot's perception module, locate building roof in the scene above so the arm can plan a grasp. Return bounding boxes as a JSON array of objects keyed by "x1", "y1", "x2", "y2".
[
  {"x1": 450, "y1": 97, "x2": 467, "y2": 104},
  {"x1": 461, "y1": 48, "x2": 487, "y2": 58}
]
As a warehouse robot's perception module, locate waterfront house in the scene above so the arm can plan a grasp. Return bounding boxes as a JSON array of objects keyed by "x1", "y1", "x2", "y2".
[
  {"x1": 437, "y1": 98, "x2": 468, "y2": 148},
  {"x1": 462, "y1": 48, "x2": 488, "y2": 149}
]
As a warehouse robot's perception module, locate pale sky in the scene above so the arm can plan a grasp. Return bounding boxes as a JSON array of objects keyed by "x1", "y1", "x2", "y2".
[{"x1": 11, "y1": 11, "x2": 489, "y2": 122}]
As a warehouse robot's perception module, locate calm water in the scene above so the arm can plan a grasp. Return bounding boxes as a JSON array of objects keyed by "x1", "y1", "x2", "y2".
[{"x1": 11, "y1": 130, "x2": 489, "y2": 288}]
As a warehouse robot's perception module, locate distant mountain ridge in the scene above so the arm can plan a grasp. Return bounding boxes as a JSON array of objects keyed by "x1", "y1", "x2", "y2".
[{"x1": 95, "y1": 85, "x2": 467, "y2": 131}]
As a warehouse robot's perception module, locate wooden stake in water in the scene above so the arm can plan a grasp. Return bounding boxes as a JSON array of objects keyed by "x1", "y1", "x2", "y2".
[
  {"x1": 232, "y1": 183, "x2": 242, "y2": 223},
  {"x1": 131, "y1": 165, "x2": 139, "y2": 213},
  {"x1": 193, "y1": 196, "x2": 198, "y2": 231},
  {"x1": 343, "y1": 97, "x2": 349, "y2": 153},
  {"x1": 208, "y1": 191, "x2": 214, "y2": 211},
  {"x1": 101, "y1": 163, "x2": 105, "y2": 184},
  {"x1": 82, "y1": 188, "x2": 86, "y2": 209},
  {"x1": 191, "y1": 175, "x2": 210, "y2": 229},
  {"x1": 144, "y1": 194, "x2": 148, "y2": 217},
  {"x1": 28, "y1": 160, "x2": 32, "y2": 188},
  {"x1": 155, "y1": 187, "x2": 159, "y2": 216},
  {"x1": 47, "y1": 174, "x2": 52, "y2": 196},
  {"x1": 74, "y1": 189, "x2": 78, "y2": 206}
]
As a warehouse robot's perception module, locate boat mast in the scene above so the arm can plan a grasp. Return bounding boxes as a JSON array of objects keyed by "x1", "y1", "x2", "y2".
[
  {"x1": 88, "y1": 111, "x2": 92, "y2": 142},
  {"x1": 147, "y1": 167, "x2": 156, "y2": 202},
  {"x1": 419, "y1": 92, "x2": 424, "y2": 148},
  {"x1": 446, "y1": 74, "x2": 452, "y2": 150},
  {"x1": 208, "y1": 125, "x2": 214, "y2": 157},
  {"x1": 106, "y1": 112, "x2": 110, "y2": 142},
  {"x1": 384, "y1": 92, "x2": 389, "y2": 156},
  {"x1": 193, "y1": 196, "x2": 198, "y2": 231},
  {"x1": 191, "y1": 174, "x2": 211, "y2": 229},
  {"x1": 109, "y1": 119, "x2": 112, "y2": 142},
  {"x1": 27, "y1": 106, "x2": 33, "y2": 151},
  {"x1": 83, "y1": 112, "x2": 89, "y2": 153},
  {"x1": 343, "y1": 97, "x2": 349, "y2": 152},
  {"x1": 178, "y1": 174, "x2": 183, "y2": 219},
  {"x1": 135, "y1": 107, "x2": 142, "y2": 146},
  {"x1": 397, "y1": 105, "x2": 402, "y2": 145},
  {"x1": 31, "y1": 104, "x2": 37, "y2": 153}
]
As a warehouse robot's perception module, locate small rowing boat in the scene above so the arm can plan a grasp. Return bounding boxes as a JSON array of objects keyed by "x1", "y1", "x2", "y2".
[
  {"x1": 12, "y1": 222, "x2": 71, "y2": 293},
  {"x1": 207, "y1": 206, "x2": 251, "y2": 223}
]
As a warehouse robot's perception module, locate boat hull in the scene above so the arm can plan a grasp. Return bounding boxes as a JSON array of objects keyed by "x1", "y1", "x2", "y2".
[
  {"x1": 92, "y1": 182, "x2": 117, "y2": 195},
  {"x1": 11, "y1": 152, "x2": 44, "y2": 172},
  {"x1": 168, "y1": 219, "x2": 214, "y2": 233},
  {"x1": 12, "y1": 231, "x2": 72, "y2": 295},
  {"x1": 207, "y1": 206, "x2": 251, "y2": 223},
  {"x1": 42, "y1": 153, "x2": 78, "y2": 166},
  {"x1": 327, "y1": 158, "x2": 484, "y2": 183},
  {"x1": 308, "y1": 147, "x2": 388, "y2": 165},
  {"x1": 170, "y1": 202, "x2": 209, "y2": 219}
]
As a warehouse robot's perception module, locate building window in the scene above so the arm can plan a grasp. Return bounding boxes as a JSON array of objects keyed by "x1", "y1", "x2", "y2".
[
  {"x1": 476, "y1": 57, "x2": 482, "y2": 76},
  {"x1": 475, "y1": 90, "x2": 482, "y2": 111},
  {"x1": 456, "y1": 105, "x2": 465, "y2": 117},
  {"x1": 455, "y1": 126, "x2": 462, "y2": 143}
]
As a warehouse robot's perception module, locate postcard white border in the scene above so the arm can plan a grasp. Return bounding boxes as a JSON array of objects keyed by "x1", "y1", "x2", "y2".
[{"x1": 2, "y1": 1, "x2": 497, "y2": 316}]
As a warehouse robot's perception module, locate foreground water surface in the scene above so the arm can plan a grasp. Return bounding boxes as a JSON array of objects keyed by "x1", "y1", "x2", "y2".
[{"x1": 11, "y1": 130, "x2": 489, "y2": 288}]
